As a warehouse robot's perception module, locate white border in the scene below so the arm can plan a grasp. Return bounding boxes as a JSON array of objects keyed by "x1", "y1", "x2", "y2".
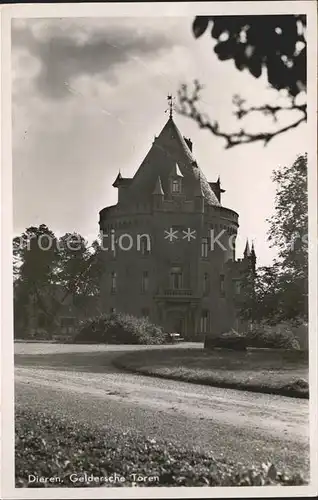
[{"x1": 1, "y1": 2, "x2": 317, "y2": 499}]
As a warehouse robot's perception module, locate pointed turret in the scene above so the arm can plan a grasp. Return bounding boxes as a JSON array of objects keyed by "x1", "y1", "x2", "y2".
[
  {"x1": 112, "y1": 171, "x2": 122, "y2": 187},
  {"x1": 152, "y1": 175, "x2": 164, "y2": 210},
  {"x1": 152, "y1": 176, "x2": 164, "y2": 195},
  {"x1": 244, "y1": 239, "x2": 251, "y2": 258},
  {"x1": 250, "y1": 241, "x2": 257, "y2": 273},
  {"x1": 209, "y1": 176, "x2": 225, "y2": 203}
]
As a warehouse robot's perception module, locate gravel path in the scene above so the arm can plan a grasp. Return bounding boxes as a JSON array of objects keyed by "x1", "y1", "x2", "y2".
[{"x1": 15, "y1": 343, "x2": 310, "y2": 474}]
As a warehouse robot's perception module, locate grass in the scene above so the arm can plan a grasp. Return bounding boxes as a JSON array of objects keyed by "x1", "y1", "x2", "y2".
[
  {"x1": 114, "y1": 348, "x2": 309, "y2": 398},
  {"x1": 15, "y1": 405, "x2": 306, "y2": 487}
]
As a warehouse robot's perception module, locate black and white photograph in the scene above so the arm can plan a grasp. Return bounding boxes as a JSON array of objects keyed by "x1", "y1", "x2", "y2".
[{"x1": 1, "y1": 1, "x2": 317, "y2": 498}]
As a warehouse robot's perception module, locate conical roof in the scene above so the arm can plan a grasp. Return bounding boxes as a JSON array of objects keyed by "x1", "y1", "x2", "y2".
[
  {"x1": 126, "y1": 116, "x2": 220, "y2": 206},
  {"x1": 244, "y1": 239, "x2": 251, "y2": 257},
  {"x1": 152, "y1": 176, "x2": 164, "y2": 195}
]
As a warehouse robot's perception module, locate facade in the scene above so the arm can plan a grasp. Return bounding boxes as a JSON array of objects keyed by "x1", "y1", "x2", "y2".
[{"x1": 99, "y1": 111, "x2": 256, "y2": 340}]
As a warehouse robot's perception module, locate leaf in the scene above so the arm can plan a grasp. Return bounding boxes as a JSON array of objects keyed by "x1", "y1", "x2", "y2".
[{"x1": 192, "y1": 17, "x2": 210, "y2": 39}]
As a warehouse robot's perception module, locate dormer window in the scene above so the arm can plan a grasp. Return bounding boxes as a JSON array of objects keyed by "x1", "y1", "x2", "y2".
[{"x1": 172, "y1": 179, "x2": 181, "y2": 193}]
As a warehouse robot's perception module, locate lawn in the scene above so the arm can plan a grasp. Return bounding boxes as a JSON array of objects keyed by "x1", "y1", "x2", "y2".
[{"x1": 114, "y1": 347, "x2": 309, "y2": 398}]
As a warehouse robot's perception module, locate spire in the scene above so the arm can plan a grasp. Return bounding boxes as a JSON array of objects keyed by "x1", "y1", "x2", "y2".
[
  {"x1": 251, "y1": 240, "x2": 256, "y2": 255},
  {"x1": 152, "y1": 176, "x2": 164, "y2": 195},
  {"x1": 244, "y1": 239, "x2": 251, "y2": 258}
]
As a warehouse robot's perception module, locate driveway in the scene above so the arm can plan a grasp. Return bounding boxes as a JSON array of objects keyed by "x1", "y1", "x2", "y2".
[{"x1": 15, "y1": 342, "x2": 310, "y2": 475}]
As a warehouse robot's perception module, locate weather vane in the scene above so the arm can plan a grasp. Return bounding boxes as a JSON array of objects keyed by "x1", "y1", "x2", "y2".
[{"x1": 165, "y1": 94, "x2": 175, "y2": 118}]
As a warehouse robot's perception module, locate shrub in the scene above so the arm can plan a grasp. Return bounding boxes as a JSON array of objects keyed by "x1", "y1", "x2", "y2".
[
  {"x1": 205, "y1": 330, "x2": 247, "y2": 351},
  {"x1": 74, "y1": 312, "x2": 166, "y2": 345},
  {"x1": 246, "y1": 321, "x2": 301, "y2": 350}
]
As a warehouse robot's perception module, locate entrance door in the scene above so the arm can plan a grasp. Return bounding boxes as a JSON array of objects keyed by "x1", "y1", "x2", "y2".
[
  {"x1": 167, "y1": 309, "x2": 185, "y2": 334},
  {"x1": 174, "y1": 317, "x2": 184, "y2": 334}
]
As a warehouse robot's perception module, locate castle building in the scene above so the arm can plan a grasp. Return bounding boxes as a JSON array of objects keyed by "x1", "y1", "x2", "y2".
[{"x1": 99, "y1": 107, "x2": 256, "y2": 340}]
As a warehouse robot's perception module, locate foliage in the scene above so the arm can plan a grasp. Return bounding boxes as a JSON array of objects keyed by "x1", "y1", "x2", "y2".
[
  {"x1": 178, "y1": 15, "x2": 307, "y2": 147},
  {"x1": 193, "y1": 15, "x2": 306, "y2": 96},
  {"x1": 13, "y1": 226, "x2": 103, "y2": 336},
  {"x1": 13, "y1": 225, "x2": 61, "y2": 333},
  {"x1": 239, "y1": 154, "x2": 308, "y2": 324},
  {"x1": 13, "y1": 225, "x2": 59, "y2": 287},
  {"x1": 246, "y1": 321, "x2": 301, "y2": 350},
  {"x1": 267, "y1": 153, "x2": 308, "y2": 278},
  {"x1": 75, "y1": 312, "x2": 166, "y2": 345},
  {"x1": 15, "y1": 406, "x2": 307, "y2": 487}
]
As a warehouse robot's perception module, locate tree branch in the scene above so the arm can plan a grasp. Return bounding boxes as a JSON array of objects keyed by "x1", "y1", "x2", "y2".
[{"x1": 177, "y1": 81, "x2": 307, "y2": 149}]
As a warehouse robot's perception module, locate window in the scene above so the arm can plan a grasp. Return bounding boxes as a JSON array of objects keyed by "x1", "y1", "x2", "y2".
[
  {"x1": 141, "y1": 271, "x2": 149, "y2": 293},
  {"x1": 172, "y1": 179, "x2": 181, "y2": 193},
  {"x1": 203, "y1": 272, "x2": 210, "y2": 295},
  {"x1": 170, "y1": 267, "x2": 183, "y2": 289},
  {"x1": 138, "y1": 234, "x2": 151, "y2": 255},
  {"x1": 220, "y1": 274, "x2": 225, "y2": 296},
  {"x1": 200, "y1": 310, "x2": 209, "y2": 333},
  {"x1": 141, "y1": 307, "x2": 149, "y2": 318},
  {"x1": 111, "y1": 271, "x2": 117, "y2": 293},
  {"x1": 201, "y1": 237, "x2": 209, "y2": 258}
]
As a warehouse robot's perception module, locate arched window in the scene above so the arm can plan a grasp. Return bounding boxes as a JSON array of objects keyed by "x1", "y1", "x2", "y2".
[
  {"x1": 170, "y1": 267, "x2": 183, "y2": 289},
  {"x1": 138, "y1": 234, "x2": 151, "y2": 255},
  {"x1": 171, "y1": 179, "x2": 181, "y2": 193}
]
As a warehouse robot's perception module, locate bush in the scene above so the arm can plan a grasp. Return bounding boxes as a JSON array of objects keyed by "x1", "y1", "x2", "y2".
[
  {"x1": 205, "y1": 330, "x2": 247, "y2": 351},
  {"x1": 74, "y1": 312, "x2": 166, "y2": 345},
  {"x1": 246, "y1": 321, "x2": 301, "y2": 350}
]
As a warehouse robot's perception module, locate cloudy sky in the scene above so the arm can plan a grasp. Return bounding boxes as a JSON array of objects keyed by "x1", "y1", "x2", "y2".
[{"x1": 12, "y1": 16, "x2": 307, "y2": 265}]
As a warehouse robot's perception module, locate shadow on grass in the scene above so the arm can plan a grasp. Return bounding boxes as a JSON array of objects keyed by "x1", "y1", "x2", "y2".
[
  {"x1": 14, "y1": 351, "x2": 125, "y2": 374},
  {"x1": 113, "y1": 348, "x2": 309, "y2": 399}
]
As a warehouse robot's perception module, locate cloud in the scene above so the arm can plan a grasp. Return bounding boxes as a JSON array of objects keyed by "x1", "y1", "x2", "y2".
[{"x1": 11, "y1": 18, "x2": 179, "y2": 99}]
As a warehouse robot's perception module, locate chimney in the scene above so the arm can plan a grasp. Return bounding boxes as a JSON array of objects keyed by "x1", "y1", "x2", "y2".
[{"x1": 184, "y1": 137, "x2": 193, "y2": 152}]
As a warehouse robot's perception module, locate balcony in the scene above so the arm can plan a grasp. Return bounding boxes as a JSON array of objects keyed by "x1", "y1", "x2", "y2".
[{"x1": 155, "y1": 288, "x2": 200, "y2": 303}]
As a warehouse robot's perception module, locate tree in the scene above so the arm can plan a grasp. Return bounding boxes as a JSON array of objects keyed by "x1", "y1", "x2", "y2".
[
  {"x1": 57, "y1": 232, "x2": 91, "y2": 295},
  {"x1": 13, "y1": 226, "x2": 103, "y2": 335},
  {"x1": 266, "y1": 153, "x2": 308, "y2": 321},
  {"x1": 239, "y1": 154, "x2": 308, "y2": 323},
  {"x1": 13, "y1": 224, "x2": 60, "y2": 334},
  {"x1": 177, "y1": 15, "x2": 307, "y2": 148}
]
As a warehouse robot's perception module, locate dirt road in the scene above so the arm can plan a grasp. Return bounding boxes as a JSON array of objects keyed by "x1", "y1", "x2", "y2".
[{"x1": 15, "y1": 343, "x2": 310, "y2": 474}]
